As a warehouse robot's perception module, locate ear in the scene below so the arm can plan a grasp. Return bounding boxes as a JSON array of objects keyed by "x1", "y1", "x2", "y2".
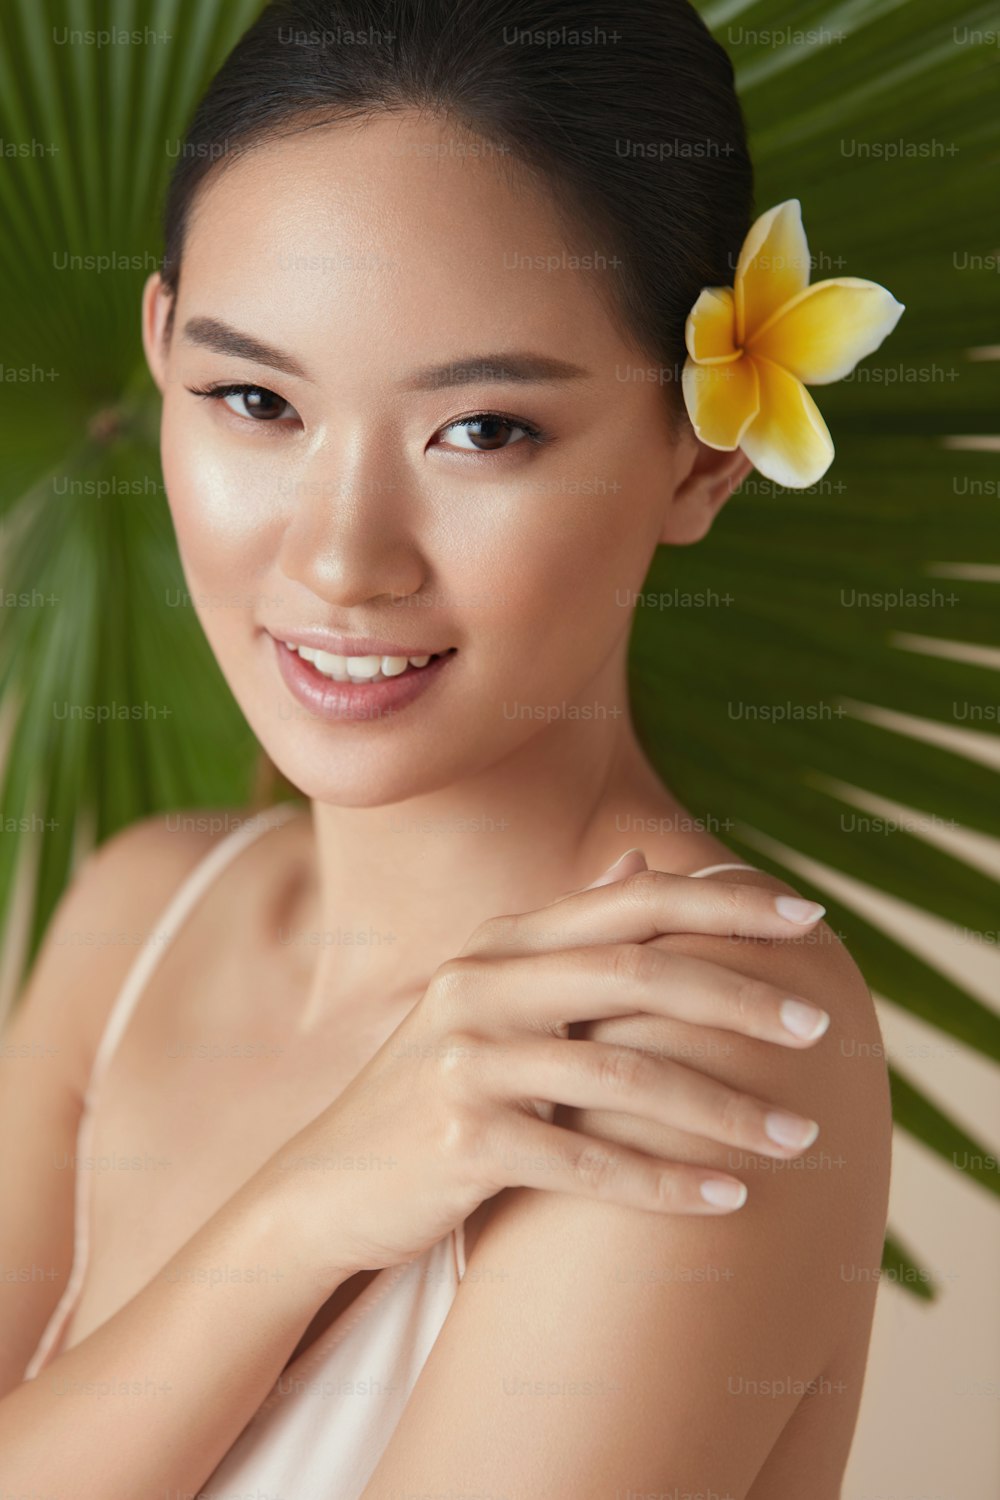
[
  {"x1": 141, "y1": 272, "x2": 174, "y2": 394},
  {"x1": 659, "y1": 428, "x2": 754, "y2": 546}
]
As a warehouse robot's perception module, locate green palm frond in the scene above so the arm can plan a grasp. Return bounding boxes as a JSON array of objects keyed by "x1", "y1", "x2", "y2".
[
  {"x1": 881, "y1": 1228, "x2": 938, "y2": 1302},
  {"x1": 0, "y1": 0, "x2": 263, "y2": 966},
  {"x1": 640, "y1": 0, "x2": 1000, "y2": 1286},
  {"x1": 1, "y1": 0, "x2": 997, "y2": 1299}
]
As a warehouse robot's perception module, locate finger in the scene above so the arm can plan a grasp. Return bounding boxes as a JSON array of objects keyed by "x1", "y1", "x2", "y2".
[
  {"x1": 486, "y1": 1114, "x2": 749, "y2": 1214},
  {"x1": 462, "y1": 867, "x2": 826, "y2": 958},
  {"x1": 490, "y1": 1037, "x2": 819, "y2": 1159},
  {"x1": 447, "y1": 943, "x2": 830, "y2": 1046}
]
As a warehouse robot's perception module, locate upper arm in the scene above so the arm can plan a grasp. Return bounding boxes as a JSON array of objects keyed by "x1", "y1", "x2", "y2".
[
  {"x1": 359, "y1": 873, "x2": 893, "y2": 1499},
  {"x1": 0, "y1": 814, "x2": 222, "y2": 1395}
]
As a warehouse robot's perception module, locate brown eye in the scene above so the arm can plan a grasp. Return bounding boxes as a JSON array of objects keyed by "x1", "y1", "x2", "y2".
[
  {"x1": 437, "y1": 413, "x2": 541, "y2": 451},
  {"x1": 221, "y1": 385, "x2": 295, "y2": 421}
]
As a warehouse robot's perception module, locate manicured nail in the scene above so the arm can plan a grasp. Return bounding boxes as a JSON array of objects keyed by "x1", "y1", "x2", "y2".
[
  {"x1": 699, "y1": 1178, "x2": 748, "y2": 1209},
  {"x1": 779, "y1": 998, "x2": 831, "y2": 1041},
  {"x1": 775, "y1": 895, "x2": 826, "y2": 925},
  {"x1": 764, "y1": 1110, "x2": 820, "y2": 1149}
]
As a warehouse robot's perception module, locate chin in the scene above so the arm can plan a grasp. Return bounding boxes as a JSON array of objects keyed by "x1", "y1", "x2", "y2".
[
  {"x1": 248, "y1": 719, "x2": 478, "y2": 810},
  {"x1": 250, "y1": 690, "x2": 473, "y2": 809}
]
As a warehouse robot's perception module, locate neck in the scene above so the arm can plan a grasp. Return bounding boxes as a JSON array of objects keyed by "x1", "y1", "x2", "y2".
[{"x1": 290, "y1": 691, "x2": 673, "y2": 1029}]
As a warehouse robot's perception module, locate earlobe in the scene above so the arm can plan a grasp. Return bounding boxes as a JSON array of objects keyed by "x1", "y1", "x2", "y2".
[
  {"x1": 141, "y1": 272, "x2": 172, "y2": 393},
  {"x1": 659, "y1": 442, "x2": 754, "y2": 546}
]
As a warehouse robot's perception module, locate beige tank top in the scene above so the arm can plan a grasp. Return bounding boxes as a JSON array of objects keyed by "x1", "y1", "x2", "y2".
[{"x1": 21, "y1": 804, "x2": 756, "y2": 1496}]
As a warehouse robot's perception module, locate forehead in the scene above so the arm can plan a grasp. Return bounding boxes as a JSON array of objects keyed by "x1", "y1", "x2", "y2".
[{"x1": 176, "y1": 111, "x2": 627, "y2": 373}]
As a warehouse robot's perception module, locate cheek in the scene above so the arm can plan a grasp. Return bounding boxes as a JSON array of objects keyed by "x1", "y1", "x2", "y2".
[
  {"x1": 481, "y1": 479, "x2": 661, "y2": 670},
  {"x1": 159, "y1": 395, "x2": 297, "y2": 708},
  {"x1": 160, "y1": 394, "x2": 286, "y2": 588}
]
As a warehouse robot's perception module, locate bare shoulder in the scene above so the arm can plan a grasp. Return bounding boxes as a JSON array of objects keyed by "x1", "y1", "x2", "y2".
[
  {"x1": 595, "y1": 856, "x2": 893, "y2": 1240},
  {"x1": 0, "y1": 810, "x2": 243, "y2": 1392},
  {"x1": 10, "y1": 810, "x2": 242, "y2": 1093},
  {"x1": 563, "y1": 855, "x2": 894, "y2": 1388},
  {"x1": 365, "y1": 854, "x2": 893, "y2": 1496},
  {"x1": 77, "y1": 806, "x2": 229, "y2": 889}
]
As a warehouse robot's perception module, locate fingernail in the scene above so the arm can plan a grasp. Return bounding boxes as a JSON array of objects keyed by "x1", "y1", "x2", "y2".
[
  {"x1": 764, "y1": 1111, "x2": 820, "y2": 1149},
  {"x1": 700, "y1": 1178, "x2": 748, "y2": 1209},
  {"x1": 779, "y1": 998, "x2": 831, "y2": 1041},
  {"x1": 775, "y1": 896, "x2": 826, "y2": 925}
]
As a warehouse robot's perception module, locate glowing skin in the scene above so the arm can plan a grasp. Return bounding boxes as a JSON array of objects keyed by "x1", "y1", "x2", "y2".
[
  {"x1": 142, "y1": 110, "x2": 751, "y2": 1014},
  {"x1": 0, "y1": 114, "x2": 889, "y2": 1500}
]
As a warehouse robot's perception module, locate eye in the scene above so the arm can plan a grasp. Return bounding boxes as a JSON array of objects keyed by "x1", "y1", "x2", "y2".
[
  {"x1": 434, "y1": 412, "x2": 546, "y2": 453},
  {"x1": 186, "y1": 382, "x2": 300, "y2": 423}
]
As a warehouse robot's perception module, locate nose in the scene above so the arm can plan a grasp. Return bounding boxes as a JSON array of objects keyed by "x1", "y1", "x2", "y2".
[{"x1": 276, "y1": 445, "x2": 427, "y2": 608}]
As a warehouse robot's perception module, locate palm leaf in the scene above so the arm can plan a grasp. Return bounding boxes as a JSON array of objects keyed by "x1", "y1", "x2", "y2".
[
  {"x1": 881, "y1": 1228, "x2": 937, "y2": 1302},
  {"x1": 1, "y1": 0, "x2": 997, "y2": 1300},
  {"x1": 0, "y1": 0, "x2": 262, "y2": 978},
  {"x1": 641, "y1": 0, "x2": 1000, "y2": 1288}
]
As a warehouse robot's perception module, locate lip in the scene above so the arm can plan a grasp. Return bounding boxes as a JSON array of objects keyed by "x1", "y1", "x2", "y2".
[
  {"x1": 267, "y1": 627, "x2": 454, "y2": 659},
  {"x1": 272, "y1": 636, "x2": 457, "y2": 724}
]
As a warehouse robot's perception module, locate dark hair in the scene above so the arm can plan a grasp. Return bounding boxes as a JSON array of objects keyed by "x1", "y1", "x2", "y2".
[{"x1": 161, "y1": 0, "x2": 753, "y2": 412}]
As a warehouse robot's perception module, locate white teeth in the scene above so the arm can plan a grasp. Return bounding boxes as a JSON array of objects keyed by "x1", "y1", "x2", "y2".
[
  {"x1": 314, "y1": 650, "x2": 346, "y2": 677},
  {"x1": 286, "y1": 642, "x2": 445, "y2": 683},
  {"x1": 346, "y1": 655, "x2": 382, "y2": 680}
]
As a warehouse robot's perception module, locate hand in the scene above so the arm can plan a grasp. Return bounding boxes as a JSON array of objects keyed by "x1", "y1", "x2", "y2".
[{"x1": 264, "y1": 851, "x2": 832, "y2": 1281}]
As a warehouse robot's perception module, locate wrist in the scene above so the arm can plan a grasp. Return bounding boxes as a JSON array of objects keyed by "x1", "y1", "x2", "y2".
[{"x1": 238, "y1": 1154, "x2": 364, "y2": 1302}]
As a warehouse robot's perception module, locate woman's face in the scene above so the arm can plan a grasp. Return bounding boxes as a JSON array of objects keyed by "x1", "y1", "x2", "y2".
[{"x1": 144, "y1": 111, "x2": 726, "y2": 804}]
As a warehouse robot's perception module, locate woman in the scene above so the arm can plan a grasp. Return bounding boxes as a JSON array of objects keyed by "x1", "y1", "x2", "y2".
[{"x1": 0, "y1": 1, "x2": 893, "y2": 1495}]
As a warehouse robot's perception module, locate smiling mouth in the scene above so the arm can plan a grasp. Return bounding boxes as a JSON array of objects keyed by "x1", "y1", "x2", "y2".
[{"x1": 282, "y1": 642, "x2": 458, "y2": 685}]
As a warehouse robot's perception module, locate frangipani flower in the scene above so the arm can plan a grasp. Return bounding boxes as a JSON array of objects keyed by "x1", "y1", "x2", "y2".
[{"x1": 681, "y1": 199, "x2": 905, "y2": 489}]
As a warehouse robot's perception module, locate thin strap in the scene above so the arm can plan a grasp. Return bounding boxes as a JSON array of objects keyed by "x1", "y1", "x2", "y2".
[
  {"x1": 453, "y1": 1220, "x2": 468, "y2": 1282},
  {"x1": 23, "y1": 802, "x2": 303, "y2": 1380},
  {"x1": 688, "y1": 862, "x2": 758, "y2": 878}
]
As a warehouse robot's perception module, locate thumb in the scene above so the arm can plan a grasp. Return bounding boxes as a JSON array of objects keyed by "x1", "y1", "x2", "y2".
[{"x1": 579, "y1": 846, "x2": 648, "y2": 891}]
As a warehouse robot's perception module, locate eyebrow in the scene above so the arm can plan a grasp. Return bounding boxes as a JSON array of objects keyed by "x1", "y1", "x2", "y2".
[
  {"x1": 182, "y1": 317, "x2": 592, "y2": 390},
  {"x1": 399, "y1": 353, "x2": 592, "y2": 391},
  {"x1": 182, "y1": 317, "x2": 311, "y2": 380}
]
